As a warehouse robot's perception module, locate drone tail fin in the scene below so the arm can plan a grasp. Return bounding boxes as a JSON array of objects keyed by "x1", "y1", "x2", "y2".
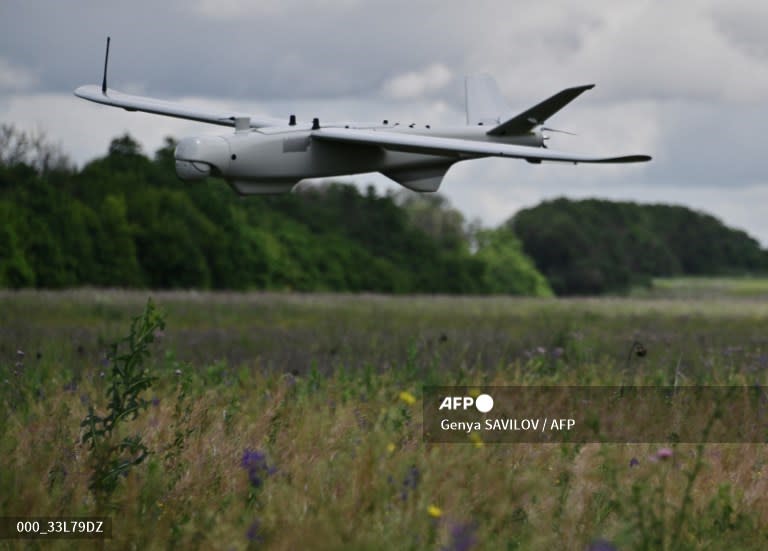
[{"x1": 464, "y1": 74, "x2": 509, "y2": 127}]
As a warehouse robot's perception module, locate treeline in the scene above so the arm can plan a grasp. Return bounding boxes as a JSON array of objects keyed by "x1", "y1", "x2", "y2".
[
  {"x1": 3, "y1": 128, "x2": 766, "y2": 296},
  {"x1": 512, "y1": 198, "x2": 768, "y2": 295},
  {"x1": 0, "y1": 129, "x2": 551, "y2": 295}
]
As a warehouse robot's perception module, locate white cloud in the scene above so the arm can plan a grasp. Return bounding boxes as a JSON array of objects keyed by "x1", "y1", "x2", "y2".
[
  {"x1": 0, "y1": 57, "x2": 36, "y2": 92},
  {"x1": 193, "y1": 0, "x2": 280, "y2": 18},
  {"x1": 462, "y1": 1, "x2": 768, "y2": 104},
  {"x1": 192, "y1": 0, "x2": 361, "y2": 19},
  {"x1": 569, "y1": 3, "x2": 768, "y2": 103},
  {"x1": 711, "y1": 0, "x2": 768, "y2": 62},
  {"x1": 382, "y1": 64, "x2": 453, "y2": 100}
]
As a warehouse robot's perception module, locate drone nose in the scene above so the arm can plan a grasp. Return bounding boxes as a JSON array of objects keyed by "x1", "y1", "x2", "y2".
[{"x1": 174, "y1": 136, "x2": 230, "y2": 181}]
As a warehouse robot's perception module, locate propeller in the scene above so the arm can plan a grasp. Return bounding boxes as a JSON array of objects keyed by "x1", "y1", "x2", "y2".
[
  {"x1": 539, "y1": 125, "x2": 576, "y2": 148},
  {"x1": 541, "y1": 126, "x2": 576, "y2": 136}
]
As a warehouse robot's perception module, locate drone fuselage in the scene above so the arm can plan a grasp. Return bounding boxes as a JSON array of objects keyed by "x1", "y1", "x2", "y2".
[
  {"x1": 175, "y1": 125, "x2": 543, "y2": 194},
  {"x1": 76, "y1": 45, "x2": 651, "y2": 192}
]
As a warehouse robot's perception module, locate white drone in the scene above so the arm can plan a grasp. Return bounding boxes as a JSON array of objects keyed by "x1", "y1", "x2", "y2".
[{"x1": 76, "y1": 38, "x2": 650, "y2": 195}]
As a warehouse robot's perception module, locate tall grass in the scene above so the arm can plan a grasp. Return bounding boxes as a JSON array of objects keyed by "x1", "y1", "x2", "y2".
[{"x1": 1, "y1": 290, "x2": 767, "y2": 549}]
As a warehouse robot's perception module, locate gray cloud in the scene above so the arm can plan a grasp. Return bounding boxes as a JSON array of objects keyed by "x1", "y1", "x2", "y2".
[
  {"x1": 0, "y1": 57, "x2": 37, "y2": 91},
  {"x1": 1, "y1": 0, "x2": 470, "y2": 100}
]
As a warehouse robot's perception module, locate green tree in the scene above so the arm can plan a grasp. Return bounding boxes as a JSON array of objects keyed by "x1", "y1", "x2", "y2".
[
  {"x1": 92, "y1": 194, "x2": 144, "y2": 286},
  {"x1": 512, "y1": 198, "x2": 768, "y2": 295},
  {"x1": 128, "y1": 189, "x2": 214, "y2": 288},
  {"x1": 474, "y1": 226, "x2": 553, "y2": 296},
  {"x1": 0, "y1": 201, "x2": 35, "y2": 287}
]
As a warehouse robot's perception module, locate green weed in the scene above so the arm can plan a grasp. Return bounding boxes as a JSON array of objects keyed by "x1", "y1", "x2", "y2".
[{"x1": 80, "y1": 299, "x2": 164, "y2": 506}]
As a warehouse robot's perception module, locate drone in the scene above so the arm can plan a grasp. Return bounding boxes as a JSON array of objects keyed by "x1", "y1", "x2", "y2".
[{"x1": 75, "y1": 38, "x2": 651, "y2": 195}]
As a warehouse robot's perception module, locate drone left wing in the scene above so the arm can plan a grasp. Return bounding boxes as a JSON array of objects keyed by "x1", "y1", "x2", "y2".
[
  {"x1": 313, "y1": 128, "x2": 651, "y2": 164},
  {"x1": 74, "y1": 85, "x2": 284, "y2": 129}
]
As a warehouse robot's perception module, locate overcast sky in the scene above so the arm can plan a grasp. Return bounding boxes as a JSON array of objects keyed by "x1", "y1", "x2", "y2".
[{"x1": 2, "y1": 1, "x2": 767, "y2": 243}]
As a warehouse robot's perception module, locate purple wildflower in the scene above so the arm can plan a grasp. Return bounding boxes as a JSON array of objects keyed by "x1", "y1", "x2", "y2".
[
  {"x1": 241, "y1": 449, "x2": 276, "y2": 489},
  {"x1": 403, "y1": 465, "x2": 420, "y2": 490},
  {"x1": 586, "y1": 539, "x2": 617, "y2": 551},
  {"x1": 151, "y1": 397, "x2": 160, "y2": 407},
  {"x1": 246, "y1": 519, "x2": 263, "y2": 543},
  {"x1": 652, "y1": 447, "x2": 673, "y2": 461},
  {"x1": 441, "y1": 521, "x2": 477, "y2": 551},
  {"x1": 629, "y1": 457, "x2": 640, "y2": 468},
  {"x1": 401, "y1": 465, "x2": 420, "y2": 501}
]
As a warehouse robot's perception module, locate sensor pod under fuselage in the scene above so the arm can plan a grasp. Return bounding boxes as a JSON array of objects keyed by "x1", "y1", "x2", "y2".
[{"x1": 174, "y1": 136, "x2": 231, "y2": 181}]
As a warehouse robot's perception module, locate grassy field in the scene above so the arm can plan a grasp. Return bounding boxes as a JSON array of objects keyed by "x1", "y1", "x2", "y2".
[
  {"x1": 638, "y1": 277, "x2": 768, "y2": 299},
  {"x1": 2, "y1": 289, "x2": 768, "y2": 550}
]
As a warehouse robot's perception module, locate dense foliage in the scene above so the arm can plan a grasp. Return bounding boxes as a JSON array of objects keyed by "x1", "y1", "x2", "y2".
[
  {"x1": 0, "y1": 128, "x2": 550, "y2": 295},
  {"x1": 512, "y1": 198, "x2": 768, "y2": 295}
]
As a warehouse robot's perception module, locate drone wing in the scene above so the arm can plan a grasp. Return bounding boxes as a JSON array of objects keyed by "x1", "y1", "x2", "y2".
[
  {"x1": 74, "y1": 85, "x2": 284, "y2": 129},
  {"x1": 313, "y1": 128, "x2": 651, "y2": 164}
]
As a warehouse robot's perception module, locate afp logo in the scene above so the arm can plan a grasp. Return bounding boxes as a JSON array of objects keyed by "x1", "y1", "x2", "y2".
[{"x1": 438, "y1": 393, "x2": 494, "y2": 413}]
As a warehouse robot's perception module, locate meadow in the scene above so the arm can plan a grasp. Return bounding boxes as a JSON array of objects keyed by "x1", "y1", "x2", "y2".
[{"x1": 2, "y1": 289, "x2": 768, "y2": 550}]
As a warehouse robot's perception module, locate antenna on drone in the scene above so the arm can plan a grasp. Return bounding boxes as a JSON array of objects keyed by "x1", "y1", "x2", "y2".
[{"x1": 101, "y1": 36, "x2": 111, "y2": 94}]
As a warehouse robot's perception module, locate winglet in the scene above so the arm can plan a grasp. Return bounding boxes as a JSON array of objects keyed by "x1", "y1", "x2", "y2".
[{"x1": 101, "y1": 36, "x2": 111, "y2": 94}]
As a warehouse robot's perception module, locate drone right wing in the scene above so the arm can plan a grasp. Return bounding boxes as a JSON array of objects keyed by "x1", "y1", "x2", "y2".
[{"x1": 313, "y1": 128, "x2": 652, "y2": 164}]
